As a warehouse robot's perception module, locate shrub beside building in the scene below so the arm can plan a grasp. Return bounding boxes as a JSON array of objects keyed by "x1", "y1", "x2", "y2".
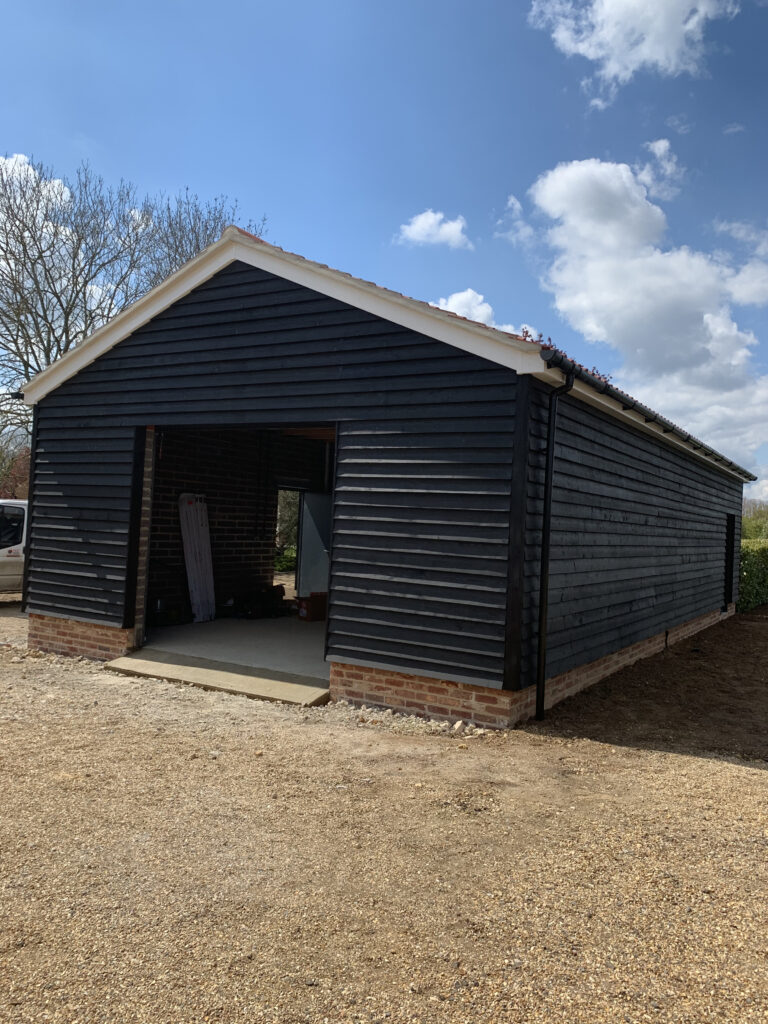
[{"x1": 738, "y1": 541, "x2": 768, "y2": 612}]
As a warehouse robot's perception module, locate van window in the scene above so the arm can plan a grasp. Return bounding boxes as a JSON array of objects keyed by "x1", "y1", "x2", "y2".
[{"x1": 0, "y1": 506, "x2": 24, "y2": 548}]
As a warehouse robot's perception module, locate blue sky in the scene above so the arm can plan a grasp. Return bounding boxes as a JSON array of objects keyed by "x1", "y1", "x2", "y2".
[{"x1": 3, "y1": 0, "x2": 767, "y2": 491}]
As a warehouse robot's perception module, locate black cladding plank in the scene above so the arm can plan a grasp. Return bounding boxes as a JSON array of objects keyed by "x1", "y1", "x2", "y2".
[
  {"x1": 48, "y1": 365, "x2": 508, "y2": 404},
  {"x1": 331, "y1": 578, "x2": 505, "y2": 612},
  {"x1": 35, "y1": 400, "x2": 516, "y2": 428},
  {"x1": 60, "y1": 348, "x2": 487, "y2": 386},
  {"x1": 326, "y1": 637, "x2": 503, "y2": 683},
  {"x1": 329, "y1": 602, "x2": 505, "y2": 636},
  {"x1": 332, "y1": 537, "x2": 508, "y2": 558}
]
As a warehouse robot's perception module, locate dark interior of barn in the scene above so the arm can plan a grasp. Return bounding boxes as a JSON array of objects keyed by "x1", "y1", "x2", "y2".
[{"x1": 139, "y1": 424, "x2": 336, "y2": 688}]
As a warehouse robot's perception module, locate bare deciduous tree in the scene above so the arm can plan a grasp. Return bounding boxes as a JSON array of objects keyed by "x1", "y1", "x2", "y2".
[
  {"x1": 0, "y1": 442, "x2": 29, "y2": 499},
  {"x1": 0, "y1": 154, "x2": 265, "y2": 443},
  {"x1": 743, "y1": 497, "x2": 768, "y2": 540}
]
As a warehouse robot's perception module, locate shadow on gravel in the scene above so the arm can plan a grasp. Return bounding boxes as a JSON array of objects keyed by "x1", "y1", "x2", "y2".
[{"x1": 521, "y1": 609, "x2": 768, "y2": 765}]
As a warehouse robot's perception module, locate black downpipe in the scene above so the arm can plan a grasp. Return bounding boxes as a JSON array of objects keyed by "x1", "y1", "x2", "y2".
[{"x1": 536, "y1": 371, "x2": 575, "y2": 720}]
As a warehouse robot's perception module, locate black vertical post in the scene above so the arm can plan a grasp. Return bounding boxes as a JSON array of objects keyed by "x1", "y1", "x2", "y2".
[
  {"x1": 724, "y1": 513, "x2": 735, "y2": 611},
  {"x1": 122, "y1": 427, "x2": 148, "y2": 630},
  {"x1": 503, "y1": 376, "x2": 530, "y2": 690},
  {"x1": 536, "y1": 372, "x2": 574, "y2": 720},
  {"x1": 323, "y1": 422, "x2": 340, "y2": 663}
]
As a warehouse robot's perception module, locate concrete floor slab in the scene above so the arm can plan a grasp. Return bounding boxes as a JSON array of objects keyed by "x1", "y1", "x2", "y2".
[
  {"x1": 107, "y1": 616, "x2": 330, "y2": 706},
  {"x1": 144, "y1": 617, "x2": 329, "y2": 680},
  {"x1": 107, "y1": 649, "x2": 330, "y2": 706}
]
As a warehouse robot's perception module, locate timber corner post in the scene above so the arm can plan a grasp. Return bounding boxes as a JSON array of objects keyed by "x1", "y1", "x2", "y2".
[
  {"x1": 536, "y1": 370, "x2": 575, "y2": 720},
  {"x1": 503, "y1": 374, "x2": 530, "y2": 693}
]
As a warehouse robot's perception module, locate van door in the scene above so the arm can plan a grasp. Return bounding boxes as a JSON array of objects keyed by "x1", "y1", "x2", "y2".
[{"x1": 0, "y1": 505, "x2": 26, "y2": 593}]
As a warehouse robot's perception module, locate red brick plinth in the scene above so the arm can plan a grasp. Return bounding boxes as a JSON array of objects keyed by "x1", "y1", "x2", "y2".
[
  {"x1": 329, "y1": 604, "x2": 735, "y2": 728},
  {"x1": 28, "y1": 614, "x2": 137, "y2": 661}
]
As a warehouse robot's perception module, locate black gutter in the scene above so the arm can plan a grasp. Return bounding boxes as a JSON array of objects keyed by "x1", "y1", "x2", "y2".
[
  {"x1": 540, "y1": 349, "x2": 757, "y2": 483},
  {"x1": 536, "y1": 370, "x2": 575, "y2": 721}
]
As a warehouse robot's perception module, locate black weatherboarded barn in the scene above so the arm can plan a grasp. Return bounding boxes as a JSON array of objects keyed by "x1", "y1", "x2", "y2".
[{"x1": 21, "y1": 228, "x2": 755, "y2": 726}]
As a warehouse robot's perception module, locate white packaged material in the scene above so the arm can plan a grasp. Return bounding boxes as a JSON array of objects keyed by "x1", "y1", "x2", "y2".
[{"x1": 179, "y1": 493, "x2": 216, "y2": 622}]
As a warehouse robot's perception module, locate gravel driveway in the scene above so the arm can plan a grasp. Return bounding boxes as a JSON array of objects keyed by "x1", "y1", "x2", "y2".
[{"x1": 0, "y1": 602, "x2": 766, "y2": 1023}]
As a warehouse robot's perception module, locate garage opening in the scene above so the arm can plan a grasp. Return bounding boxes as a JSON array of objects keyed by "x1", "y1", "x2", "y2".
[{"x1": 130, "y1": 424, "x2": 335, "y2": 703}]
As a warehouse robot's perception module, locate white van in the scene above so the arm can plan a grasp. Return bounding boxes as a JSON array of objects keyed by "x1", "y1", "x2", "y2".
[{"x1": 0, "y1": 500, "x2": 27, "y2": 593}]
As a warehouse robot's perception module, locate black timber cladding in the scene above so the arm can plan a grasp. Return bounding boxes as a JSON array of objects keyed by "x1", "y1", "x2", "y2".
[
  {"x1": 521, "y1": 384, "x2": 743, "y2": 685},
  {"x1": 28, "y1": 260, "x2": 517, "y2": 686},
  {"x1": 330, "y1": 419, "x2": 514, "y2": 683}
]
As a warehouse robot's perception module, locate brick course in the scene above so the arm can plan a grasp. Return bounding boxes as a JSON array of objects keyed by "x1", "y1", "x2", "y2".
[{"x1": 329, "y1": 604, "x2": 735, "y2": 728}]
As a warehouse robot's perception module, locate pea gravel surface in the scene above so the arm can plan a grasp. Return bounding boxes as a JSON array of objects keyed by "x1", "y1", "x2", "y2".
[{"x1": 0, "y1": 599, "x2": 766, "y2": 1024}]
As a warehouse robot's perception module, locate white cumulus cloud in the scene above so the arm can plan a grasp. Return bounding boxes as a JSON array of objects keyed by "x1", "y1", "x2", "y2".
[
  {"x1": 495, "y1": 194, "x2": 534, "y2": 245},
  {"x1": 435, "y1": 287, "x2": 535, "y2": 337},
  {"x1": 634, "y1": 138, "x2": 685, "y2": 199},
  {"x1": 396, "y1": 209, "x2": 474, "y2": 250},
  {"x1": 529, "y1": 0, "x2": 740, "y2": 107},
  {"x1": 727, "y1": 260, "x2": 768, "y2": 306},
  {"x1": 528, "y1": 148, "x2": 768, "y2": 473},
  {"x1": 716, "y1": 219, "x2": 768, "y2": 258},
  {"x1": 749, "y1": 471, "x2": 768, "y2": 501}
]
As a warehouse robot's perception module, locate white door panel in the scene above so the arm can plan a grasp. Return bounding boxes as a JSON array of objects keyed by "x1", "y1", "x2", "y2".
[
  {"x1": 0, "y1": 504, "x2": 26, "y2": 592},
  {"x1": 296, "y1": 492, "x2": 332, "y2": 598}
]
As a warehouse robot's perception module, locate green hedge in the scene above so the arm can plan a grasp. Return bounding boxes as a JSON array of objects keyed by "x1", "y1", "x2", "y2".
[
  {"x1": 738, "y1": 540, "x2": 768, "y2": 612},
  {"x1": 275, "y1": 545, "x2": 297, "y2": 573}
]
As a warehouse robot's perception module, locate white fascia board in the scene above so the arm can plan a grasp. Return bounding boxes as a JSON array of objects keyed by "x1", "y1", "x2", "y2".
[{"x1": 23, "y1": 230, "x2": 543, "y2": 404}]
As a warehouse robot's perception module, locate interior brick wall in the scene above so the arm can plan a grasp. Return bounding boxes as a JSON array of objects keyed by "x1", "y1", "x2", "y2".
[
  {"x1": 329, "y1": 604, "x2": 736, "y2": 728},
  {"x1": 148, "y1": 428, "x2": 273, "y2": 624}
]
